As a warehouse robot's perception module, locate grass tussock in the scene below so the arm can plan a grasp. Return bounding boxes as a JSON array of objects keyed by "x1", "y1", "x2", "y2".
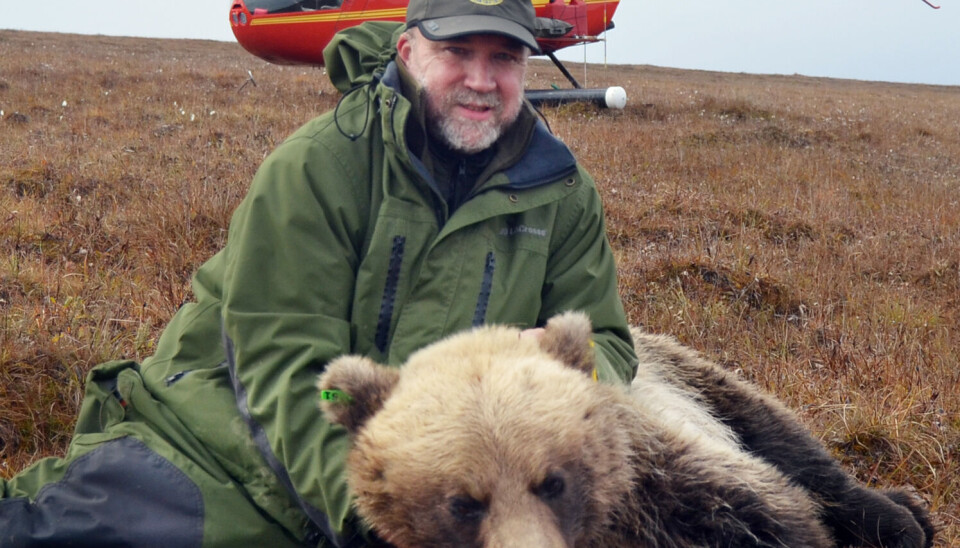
[{"x1": 2, "y1": 30, "x2": 959, "y2": 543}]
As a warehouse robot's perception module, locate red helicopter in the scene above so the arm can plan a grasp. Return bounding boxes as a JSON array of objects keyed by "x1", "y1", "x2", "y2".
[{"x1": 229, "y1": 0, "x2": 628, "y2": 108}]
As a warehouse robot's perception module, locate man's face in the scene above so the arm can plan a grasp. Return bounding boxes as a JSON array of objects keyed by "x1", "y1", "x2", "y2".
[{"x1": 398, "y1": 29, "x2": 529, "y2": 154}]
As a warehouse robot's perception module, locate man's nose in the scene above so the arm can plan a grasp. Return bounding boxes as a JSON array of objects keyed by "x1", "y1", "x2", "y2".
[{"x1": 462, "y1": 57, "x2": 497, "y2": 93}]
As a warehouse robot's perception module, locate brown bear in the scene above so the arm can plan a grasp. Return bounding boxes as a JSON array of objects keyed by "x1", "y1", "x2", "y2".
[{"x1": 318, "y1": 312, "x2": 934, "y2": 548}]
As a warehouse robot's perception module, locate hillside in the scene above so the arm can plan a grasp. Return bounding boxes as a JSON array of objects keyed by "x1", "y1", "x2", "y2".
[{"x1": 1, "y1": 29, "x2": 958, "y2": 543}]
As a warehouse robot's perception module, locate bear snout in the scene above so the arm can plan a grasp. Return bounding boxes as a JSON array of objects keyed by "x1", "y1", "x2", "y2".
[{"x1": 483, "y1": 501, "x2": 572, "y2": 548}]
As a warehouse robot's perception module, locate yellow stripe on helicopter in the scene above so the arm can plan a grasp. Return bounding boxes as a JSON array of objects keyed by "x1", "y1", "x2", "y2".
[{"x1": 251, "y1": 8, "x2": 407, "y2": 26}]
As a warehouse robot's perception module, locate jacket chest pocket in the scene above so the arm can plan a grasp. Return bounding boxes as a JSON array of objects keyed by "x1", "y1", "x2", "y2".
[
  {"x1": 351, "y1": 203, "x2": 436, "y2": 360},
  {"x1": 353, "y1": 210, "x2": 553, "y2": 362}
]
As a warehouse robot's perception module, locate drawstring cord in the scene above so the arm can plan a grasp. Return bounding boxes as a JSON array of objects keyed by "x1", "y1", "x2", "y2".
[
  {"x1": 334, "y1": 69, "x2": 384, "y2": 141},
  {"x1": 530, "y1": 100, "x2": 554, "y2": 135}
]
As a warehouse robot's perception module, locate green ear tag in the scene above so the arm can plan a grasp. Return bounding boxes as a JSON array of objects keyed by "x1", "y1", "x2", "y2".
[{"x1": 320, "y1": 389, "x2": 354, "y2": 404}]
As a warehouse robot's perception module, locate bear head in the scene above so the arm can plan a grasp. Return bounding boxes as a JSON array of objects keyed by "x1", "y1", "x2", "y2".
[{"x1": 317, "y1": 312, "x2": 635, "y2": 548}]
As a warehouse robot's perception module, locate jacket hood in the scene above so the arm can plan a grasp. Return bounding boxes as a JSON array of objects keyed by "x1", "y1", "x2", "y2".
[{"x1": 324, "y1": 21, "x2": 406, "y2": 93}]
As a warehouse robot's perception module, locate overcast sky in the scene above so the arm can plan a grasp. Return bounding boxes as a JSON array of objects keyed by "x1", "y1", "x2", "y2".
[{"x1": 5, "y1": 0, "x2": 959, "y2": 86}]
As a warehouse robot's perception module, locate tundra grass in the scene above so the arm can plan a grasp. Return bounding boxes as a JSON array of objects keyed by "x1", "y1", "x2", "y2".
[{"x1": 1, "y1": 29, "x2": 957, "y2": 544}]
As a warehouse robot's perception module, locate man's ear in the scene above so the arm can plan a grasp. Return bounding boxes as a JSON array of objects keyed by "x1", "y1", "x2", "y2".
[
  {"x1": 395, "y1": 30, "x2": 414, "y2": 66},
  {"x1": 317, "y1": 356, "x2": 400, "y2": 434},
  {"x1": 539, "y1": 311, "x2": 595, "y2": 376}
]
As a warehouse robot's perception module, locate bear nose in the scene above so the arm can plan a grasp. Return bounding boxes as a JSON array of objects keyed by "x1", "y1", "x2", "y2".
[{"x1": 484, "y1": 499, "x2": 569, "y2": 548}]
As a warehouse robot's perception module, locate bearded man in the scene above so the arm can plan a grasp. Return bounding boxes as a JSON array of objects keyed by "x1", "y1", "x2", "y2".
[{"x1": 0, "y1": 0, "x2": 636, "y2": 545}]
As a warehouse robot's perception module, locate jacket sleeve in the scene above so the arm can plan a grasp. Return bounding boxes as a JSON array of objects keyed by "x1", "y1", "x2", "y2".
[
  {"x1": 542, "y1": 167, "x2": 638, "y2": 384},
  {"x1": 219, "y1": 133, "x2": 368, "y2": 541}
]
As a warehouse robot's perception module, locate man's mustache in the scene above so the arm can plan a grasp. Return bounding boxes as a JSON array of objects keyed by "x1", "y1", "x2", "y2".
[{"x1": 450, "y1": 89, "x2": 501, "y2": 111}]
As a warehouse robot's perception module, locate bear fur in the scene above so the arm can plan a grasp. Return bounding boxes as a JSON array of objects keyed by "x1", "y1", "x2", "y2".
[{"x1": 318, "y1": 312, "x2": 934, "y2": 548}]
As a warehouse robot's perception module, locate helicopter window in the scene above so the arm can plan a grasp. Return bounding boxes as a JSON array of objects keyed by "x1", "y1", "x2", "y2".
[
  {"x1": 245, "y1": 0, "x2": 300, "y2": 13},
  {"x1": 298, "y1": 0, "x2": 342, "y2": 9},
  {"x1": 245, "y1": 0, "x2": 341, "y2": 12}
]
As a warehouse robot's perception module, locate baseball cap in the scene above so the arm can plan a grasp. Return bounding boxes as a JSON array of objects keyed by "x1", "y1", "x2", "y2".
[{"x1": 406, "y1": 0, "x2": 542, "y2": 54}]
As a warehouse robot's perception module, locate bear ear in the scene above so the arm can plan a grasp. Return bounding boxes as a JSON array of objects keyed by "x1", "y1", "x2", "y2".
[
  {"x1": 539, "y1": 311, "x2": 596, "y2": 376},
  {"x1": 317, "y1": 356, "x2": 400, "y2": 434}
]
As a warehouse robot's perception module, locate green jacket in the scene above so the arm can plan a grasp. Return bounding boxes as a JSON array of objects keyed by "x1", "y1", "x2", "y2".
[{"x1": 138, "y1": 21, "x2": 636, "y2": 546}]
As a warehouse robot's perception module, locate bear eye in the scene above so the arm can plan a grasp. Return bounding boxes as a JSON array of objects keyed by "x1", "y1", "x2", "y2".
[
  {"x1": 448, "y1": 495, "x2": 486, "y2": 523},
  {"x1": 536, "y1": 473, "x2": 566, "y2": 501}
]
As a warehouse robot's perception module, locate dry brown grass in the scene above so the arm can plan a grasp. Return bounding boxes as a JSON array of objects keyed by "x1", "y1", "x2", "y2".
[{"x1": 2, "y1": 30, "x2": 958, "y2": 543}]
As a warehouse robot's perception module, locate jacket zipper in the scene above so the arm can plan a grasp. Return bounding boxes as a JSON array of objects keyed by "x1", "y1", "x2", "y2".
[
  {"x1": 472, "y1": 251, "x2": 496, "y2": 326},
  {"x1": 375, "y1": 236, "x2": 406, "y2": 353}
]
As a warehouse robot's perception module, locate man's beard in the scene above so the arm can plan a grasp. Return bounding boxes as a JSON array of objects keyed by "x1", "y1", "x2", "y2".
[{"x1": 423, "y1": 86, "x2": 523, "y2": 154}]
